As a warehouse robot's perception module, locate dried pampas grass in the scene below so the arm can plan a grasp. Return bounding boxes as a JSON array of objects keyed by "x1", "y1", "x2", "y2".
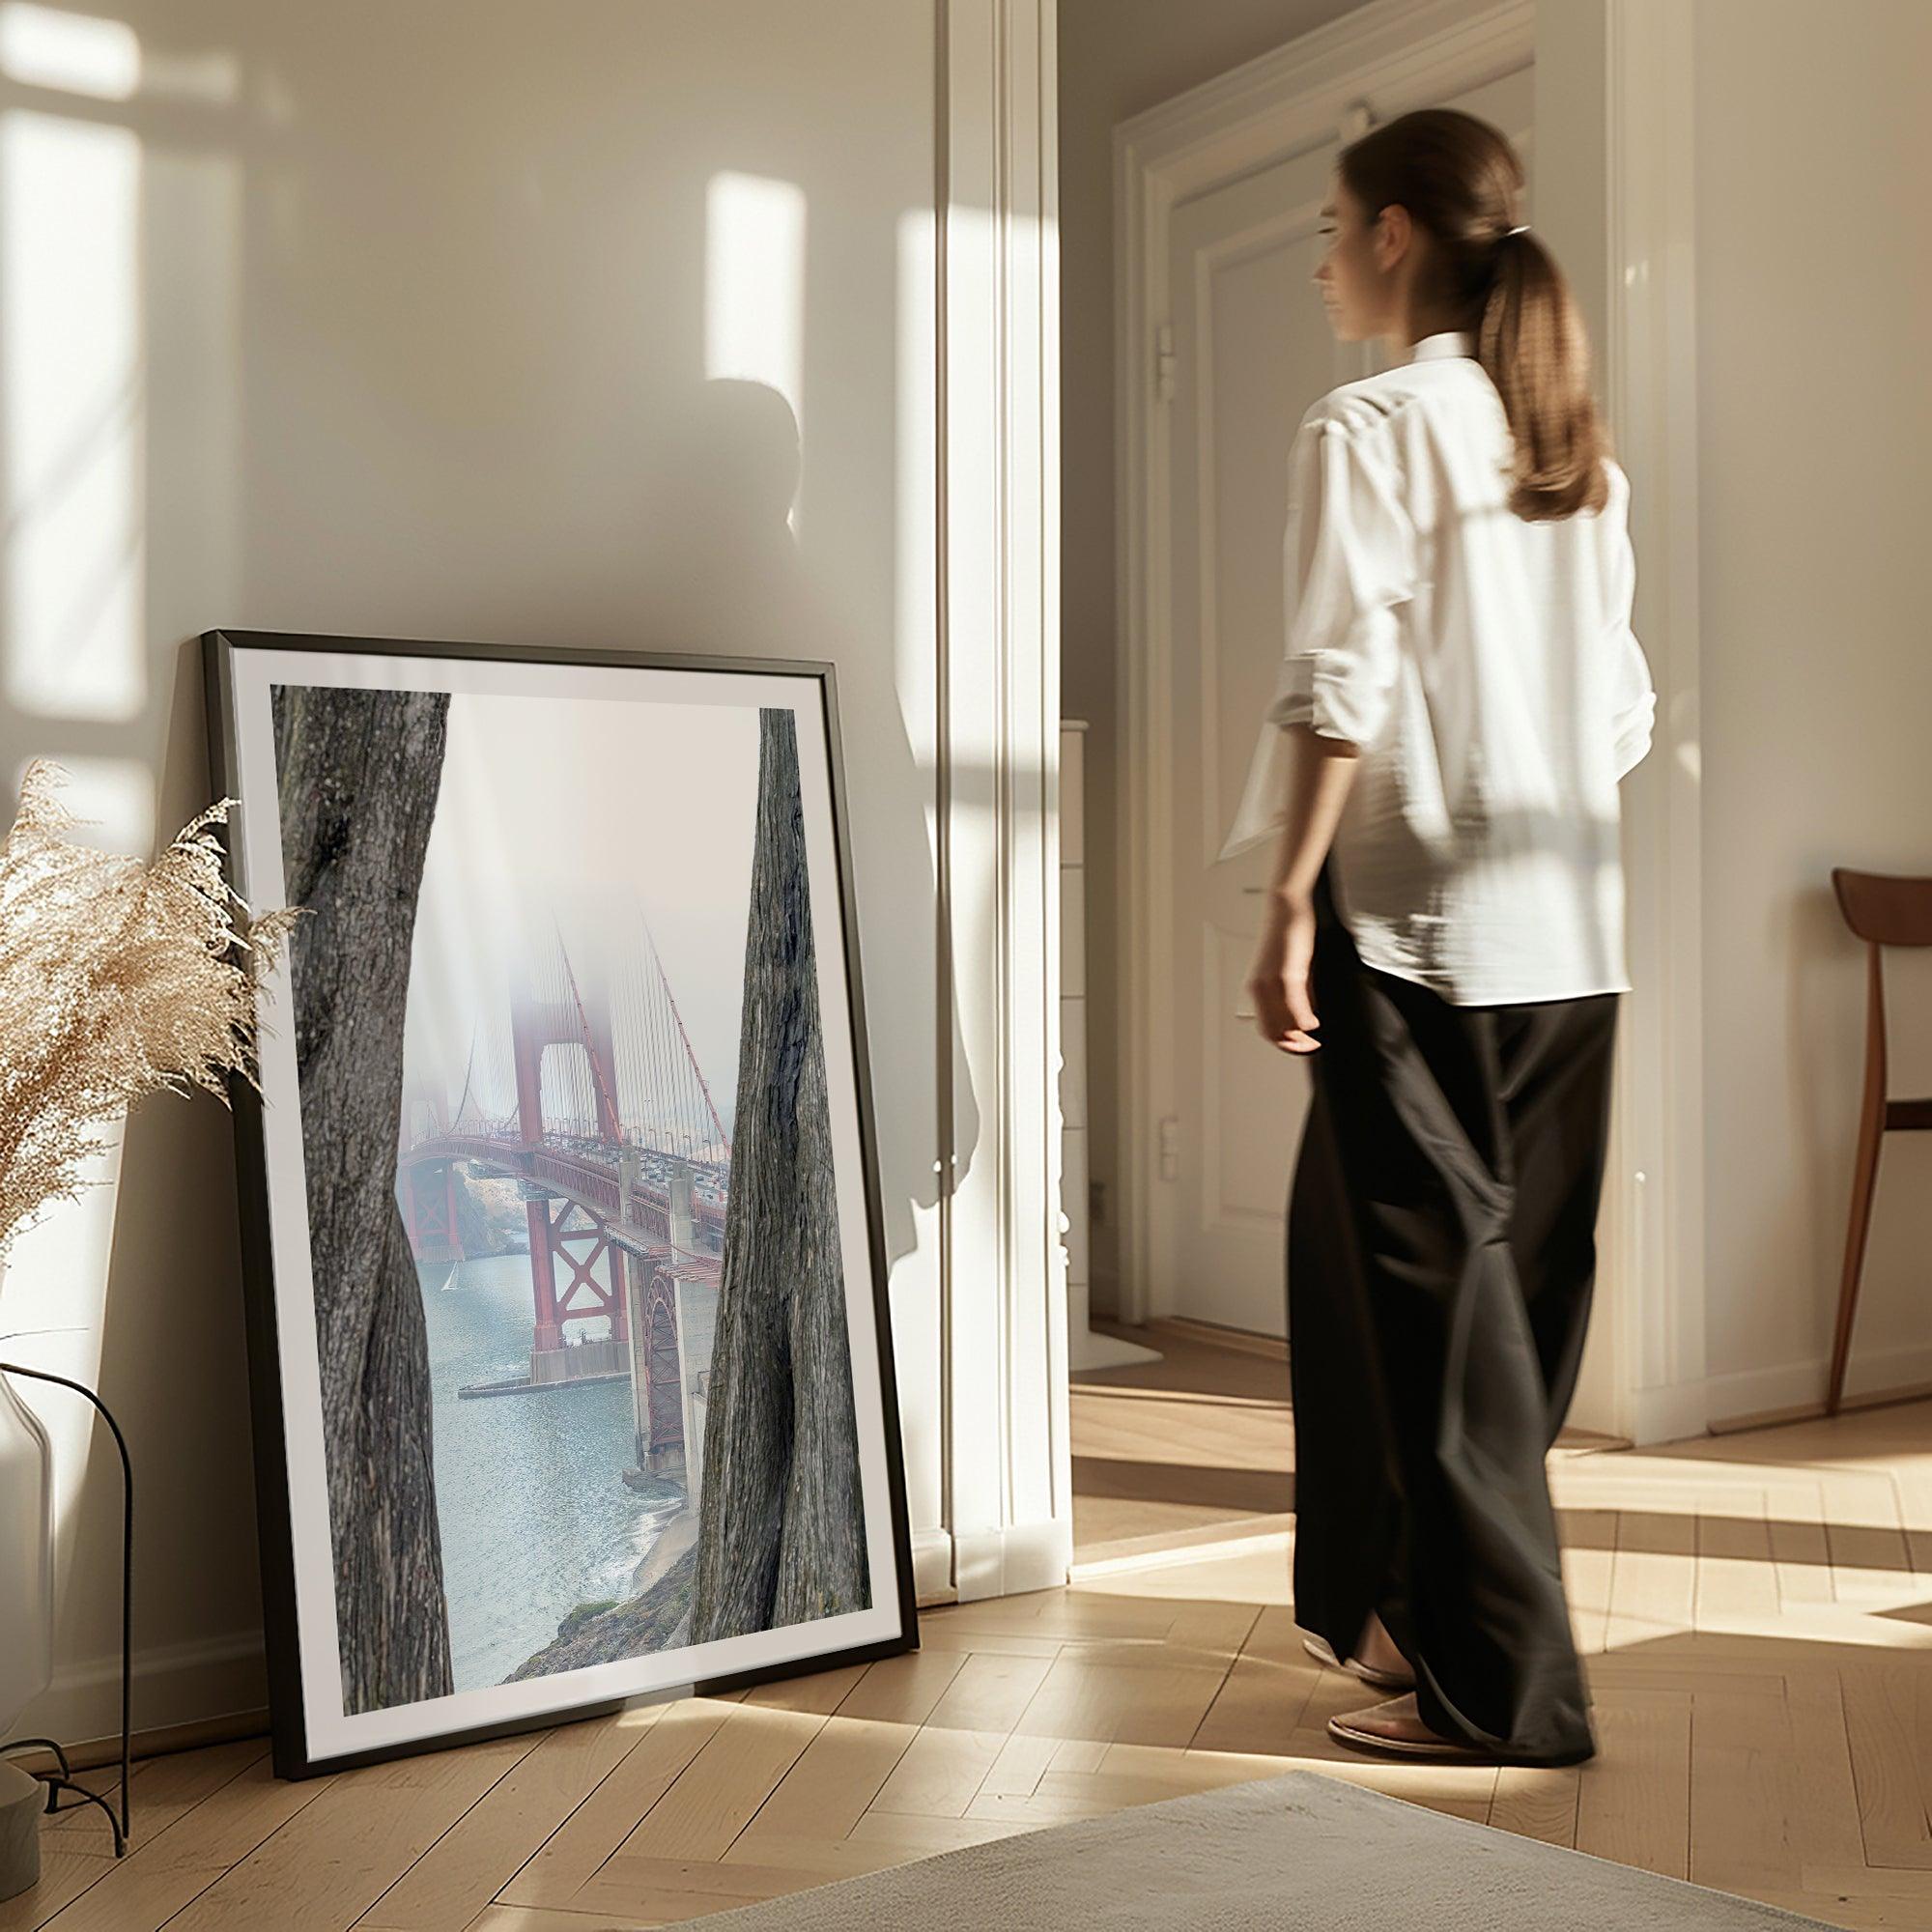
[{"x1": 0, "y1": 757, "x2": 298, "y2": 1257}]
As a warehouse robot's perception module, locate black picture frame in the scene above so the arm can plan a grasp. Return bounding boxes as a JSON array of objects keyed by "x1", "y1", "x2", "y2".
[{"x1": 203, "y1": 629, "x2": 919, "y2": 1779}]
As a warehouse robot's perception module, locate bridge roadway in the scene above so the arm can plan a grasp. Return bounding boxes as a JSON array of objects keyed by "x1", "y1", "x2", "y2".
[{"x1": 404, "y1": 1131, "x2": 724, "y2": 1274}]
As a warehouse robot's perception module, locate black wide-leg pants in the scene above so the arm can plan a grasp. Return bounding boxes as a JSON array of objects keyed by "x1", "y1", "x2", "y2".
[{"x1": 1288, "y1": 863, "x2": 1618, "y2": 1767}]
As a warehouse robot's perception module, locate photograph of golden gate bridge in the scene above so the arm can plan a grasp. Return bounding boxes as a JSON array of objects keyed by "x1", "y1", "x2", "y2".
[{"x1": 268, "y1": 675, "x2": 872, "y2": 1721}]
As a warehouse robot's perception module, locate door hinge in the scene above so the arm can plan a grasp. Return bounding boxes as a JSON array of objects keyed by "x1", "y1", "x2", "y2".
[
  {"x1": 1157, "y1": 1116, "x2": 1180, "y2": 1181},
  {"x1": 1153, "y1": 321, "x2": 1176, "y2": 404}
]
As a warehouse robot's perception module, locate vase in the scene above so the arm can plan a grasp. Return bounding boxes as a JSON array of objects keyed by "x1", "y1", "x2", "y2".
[{"x1": 0, "y1": 1358, "x2": 55, "y2": 1743}]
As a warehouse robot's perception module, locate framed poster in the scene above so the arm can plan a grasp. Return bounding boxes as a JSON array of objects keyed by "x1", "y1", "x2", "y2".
[{"x1": 203, "y1": 630, "x2": 918, "y2": 1778}]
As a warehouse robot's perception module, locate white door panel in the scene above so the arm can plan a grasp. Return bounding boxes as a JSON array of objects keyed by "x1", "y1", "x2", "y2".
[{"x1": 1155, "y1": 66, "x2": 1534, "y2": 1339}]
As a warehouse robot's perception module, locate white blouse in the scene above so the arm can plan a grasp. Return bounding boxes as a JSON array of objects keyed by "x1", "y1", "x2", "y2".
[{"x1": 1218, "y1": 329, "x2": 1657, "y2": 1006}]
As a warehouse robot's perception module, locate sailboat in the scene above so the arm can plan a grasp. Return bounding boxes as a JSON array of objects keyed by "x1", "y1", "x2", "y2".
[{"x1": 439, "y1": 1262, "x2": 460, "y2": 1293}]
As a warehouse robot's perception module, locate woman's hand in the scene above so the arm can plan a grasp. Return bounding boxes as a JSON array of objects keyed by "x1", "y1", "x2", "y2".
[{"x1": 1246, "y1": 889, "x2": 1321, "y2": 1053}]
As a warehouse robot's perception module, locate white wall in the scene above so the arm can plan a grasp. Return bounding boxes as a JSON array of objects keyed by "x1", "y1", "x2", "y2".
[
  {"x1": 0, "y1": 0, "x2": 944, "y2": 1745},
  {"x1": 1690, "y1": 0, "x2": 1932, "y2": 1420},
  {"x1": 1057, "y1": 0, "x2": 1362, "y2": 1312}
]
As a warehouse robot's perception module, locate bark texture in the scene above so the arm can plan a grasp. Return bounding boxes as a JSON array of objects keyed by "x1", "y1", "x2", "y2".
[
  {"x1": 689, "y1": 708, "x2": 869, "y2": 1640},
  {"x1": 272, "y1": 684, "x2": 454, "y2": 1714}
]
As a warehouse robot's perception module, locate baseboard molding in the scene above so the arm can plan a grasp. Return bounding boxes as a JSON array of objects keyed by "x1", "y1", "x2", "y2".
[
  {"x1": 1149, "y1": 1317, "x2": 1288, "y2": 1362},
  {"x1": 1703, "y1": 1338, "x2": 1932, "y2": 1435},
  {"x1": 10, "y1": 1523, "x2": 960, "y2": 1756},
  {"x1": 1708, "y1": 1382, "x2": 1932, "y2": 1436},
  {"x1": 912, "y1": 1524, "x2": 957, "y2": 1606},
  {"x1": 950, "y1": 1517, "x2": 1074, "y2": 1602},
  {"x1": 1632, "y1": 1339, "x2": 1932, "y2": 1444},
  {"x1": 1629, "y1": 1379, "x2": 1714, "y2": 1448},
  {"x1": 8, "y1": 1629, "x2": 269, "y2": 1763},
  {"x1": 6, "y1": 1705, "x2": 270, "y2": 1776}
]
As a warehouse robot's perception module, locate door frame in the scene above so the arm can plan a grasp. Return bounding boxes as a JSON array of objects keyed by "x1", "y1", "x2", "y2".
[
  {"x1": 1587, "y1": 0, "x2": 1707, "y2": 1445},
  {"x1": 1114, "y1": 0, "x2": 1707, "y2": 1444},
  {"x1": 936, "y1": 0, "x2": 1074, "y2": 1598}
]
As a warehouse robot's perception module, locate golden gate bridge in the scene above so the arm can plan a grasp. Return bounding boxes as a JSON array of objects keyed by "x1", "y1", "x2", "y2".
[{"x1": 395, "y1": 911, "x2": 733, "y2": 1497}]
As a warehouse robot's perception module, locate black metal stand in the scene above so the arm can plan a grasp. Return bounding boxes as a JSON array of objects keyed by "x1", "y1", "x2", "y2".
[{"x1": 0, "y1": 1364, "x2": 131, "y2": 1858}]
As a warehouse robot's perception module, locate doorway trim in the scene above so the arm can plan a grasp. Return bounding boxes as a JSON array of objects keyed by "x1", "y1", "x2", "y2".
[
  {"x1": 1594, "y1": 0, "x2": 1707, "y2": 1443},
  {"x1": 937, "y1": 0, "x2": 1073, "y2": 1599}
]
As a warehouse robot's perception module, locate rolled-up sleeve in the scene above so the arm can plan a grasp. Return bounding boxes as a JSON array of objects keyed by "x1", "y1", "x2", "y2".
[
  {"x1": 1217, "y1": 407, "x2": 1415, "y2": 862},
  {"x1": 1598, "y1": 459, "x2": 1656, "y2": 780},
  {"x1": 1272, "y1": 410, "x2": 1415, "y2": 744}
]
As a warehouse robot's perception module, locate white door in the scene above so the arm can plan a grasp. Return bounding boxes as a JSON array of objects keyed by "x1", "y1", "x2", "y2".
[{"x1": 1154, "y1": 67, "x2": 1534, "y2": 1339}]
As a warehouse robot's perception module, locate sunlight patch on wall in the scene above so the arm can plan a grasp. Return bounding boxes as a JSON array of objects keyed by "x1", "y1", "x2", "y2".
[
  {"x1": 0, "y1": 3, "x2": 137, "y2": 100},
  {"x1": 704, "y1": 170, "x2": 806, "y2": 531},
  {"x1": 1, "y1": 106, "x2": 145, "y2": 722}
]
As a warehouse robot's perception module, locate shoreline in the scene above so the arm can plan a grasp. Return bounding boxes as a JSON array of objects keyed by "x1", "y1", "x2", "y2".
[{"x1": 629, "y1": 1505, "x2": 698, "y2": 1597}]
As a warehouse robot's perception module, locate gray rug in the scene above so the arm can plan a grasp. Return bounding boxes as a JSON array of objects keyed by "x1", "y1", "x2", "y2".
[{"x1": 694, "y1": 1769, "x2": 1834, "y2": 1929}]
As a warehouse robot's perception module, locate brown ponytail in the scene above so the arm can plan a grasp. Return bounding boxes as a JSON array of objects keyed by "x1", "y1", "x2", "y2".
[{"x1": 1337, "y1": 107, "x2": 1609, "y2": 521}]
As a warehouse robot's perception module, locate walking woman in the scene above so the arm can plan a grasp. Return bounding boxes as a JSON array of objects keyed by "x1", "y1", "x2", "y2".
[{"x1": 1219, "y1": 108, "x2": 1656, "y2": 1768}]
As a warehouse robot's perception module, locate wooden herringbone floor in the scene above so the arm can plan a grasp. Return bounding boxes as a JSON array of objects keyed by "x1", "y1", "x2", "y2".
[{"x1": 13, "y1": 1326, "x2": 1932, "y2": 1931}]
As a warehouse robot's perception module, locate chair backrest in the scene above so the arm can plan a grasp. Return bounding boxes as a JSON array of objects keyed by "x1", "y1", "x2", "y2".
[{"x1": 1833, "y1": 868, "x2": 1932, "y2": 948}]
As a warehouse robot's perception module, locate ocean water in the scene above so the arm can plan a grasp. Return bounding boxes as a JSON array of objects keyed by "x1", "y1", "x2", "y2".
[{"x1": 417, "y1": 1252, "x2": 685, "y2": 1690}]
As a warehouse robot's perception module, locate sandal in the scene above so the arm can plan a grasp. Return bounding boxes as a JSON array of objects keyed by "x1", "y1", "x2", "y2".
[
  {"x1": 1326, "y1": 1692, "x2": 1598, "y2": 1768},
  {"x1": 1326, "y1": 1693, "x2": 1492, "y2": 1762},
  {"x1": 1300, "y1": 1632, "x2": 1415, "y2": 1691}
]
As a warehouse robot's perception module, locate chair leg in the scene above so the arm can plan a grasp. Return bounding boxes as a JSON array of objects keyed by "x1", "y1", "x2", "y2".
[{"x1": 1827, "y1": 1103, "x2": 1886, "y2": 1416}]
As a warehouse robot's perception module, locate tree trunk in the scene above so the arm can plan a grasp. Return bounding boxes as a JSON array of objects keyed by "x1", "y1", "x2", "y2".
[
  {"x1": 272, "y1": 684, "x2": 454, "y2": 1713},
  {"x1": 690, "y1": 707, "x2": 868, "y2": 1640}
]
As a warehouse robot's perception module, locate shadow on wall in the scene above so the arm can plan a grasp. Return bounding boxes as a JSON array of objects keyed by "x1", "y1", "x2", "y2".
[
  {"x1": 0, "y1": 0, "x2": 963, "y2": 1737},
  {"x1": 604, "y1": 369, "x2": 975, "y2": 1307}
]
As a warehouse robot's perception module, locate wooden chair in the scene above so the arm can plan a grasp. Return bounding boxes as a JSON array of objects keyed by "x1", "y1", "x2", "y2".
[{"x1": 1827, "y1": 867, "x2": 1932, "y2": 1414}]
